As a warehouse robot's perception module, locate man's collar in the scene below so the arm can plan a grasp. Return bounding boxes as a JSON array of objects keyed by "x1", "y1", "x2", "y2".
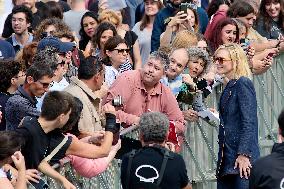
[
  {"x1": 70, "y1": 76, "x2": 100, "y2": 101},
  {"x1": 17, "y1": 85, "x2": 37, "y2": 105},
  {"x1": 11, "y1": 33, "x2": 33, "y2": 47}
]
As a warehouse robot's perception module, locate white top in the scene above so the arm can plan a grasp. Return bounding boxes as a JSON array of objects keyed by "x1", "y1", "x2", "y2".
[
  {"x1": 105, "y1": 66, "x2": 119, "y2": 87},
  {"x1": 132, "y1": 22, "x2": 152, "y2": 65},
  {"x1": 0, "y1": 168, "x2": 7, "y2": 178}
]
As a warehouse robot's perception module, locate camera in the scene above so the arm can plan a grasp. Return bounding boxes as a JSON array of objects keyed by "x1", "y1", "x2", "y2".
[{"x1": 112, "y1": 95, "x2": 123, "y2": 107}]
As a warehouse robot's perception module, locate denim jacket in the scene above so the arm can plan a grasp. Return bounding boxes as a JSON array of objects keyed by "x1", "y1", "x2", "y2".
[{"x1": 217, "y1": 77, "x2": 260, "y2": 177}]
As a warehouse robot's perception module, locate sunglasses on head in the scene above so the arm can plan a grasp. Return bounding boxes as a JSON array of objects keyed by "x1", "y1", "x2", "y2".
[
  {"x1": 214, "y1": 57, "x2": 231, "y2": 64},
  {"x1": 113, "y1": 48, "x2": 130, "y2": 54}
]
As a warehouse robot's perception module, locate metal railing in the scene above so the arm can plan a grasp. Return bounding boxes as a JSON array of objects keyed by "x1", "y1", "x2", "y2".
[{"x1": 32, "y1": 53, "x2": 284, "y2": 189}]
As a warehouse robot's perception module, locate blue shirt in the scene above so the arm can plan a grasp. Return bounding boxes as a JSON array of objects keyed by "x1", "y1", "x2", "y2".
[
  {"x1": 6, "y1": 33, "x2": 33, "y2": 54},
  {"x1": 160, "y1": 75, "x2": 183, "y2": 96},
  {"x1": 0, "y1": 39, "x2": 15, "y2": 59}
]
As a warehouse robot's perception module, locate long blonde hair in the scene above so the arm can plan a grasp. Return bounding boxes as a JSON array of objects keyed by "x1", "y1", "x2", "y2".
[{"x1": 215, "y1": 43, "x2": 252, "y2": 79}]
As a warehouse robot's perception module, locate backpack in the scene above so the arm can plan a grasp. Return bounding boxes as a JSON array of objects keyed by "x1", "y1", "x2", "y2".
[{"x1": 125, "y1": 146, "x2": 172, "y2": 189}]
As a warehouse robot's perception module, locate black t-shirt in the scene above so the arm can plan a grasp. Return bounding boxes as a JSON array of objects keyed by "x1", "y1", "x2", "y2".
[
  {"x1": 121, "y1": 146, "x2": 189, "y2": 189},
  {"x1": 16, "y1": 116, "x2": 72, "y2": 169},
  {"x1": 0, "y1": 92, "x2": 11, "y2": 131}
]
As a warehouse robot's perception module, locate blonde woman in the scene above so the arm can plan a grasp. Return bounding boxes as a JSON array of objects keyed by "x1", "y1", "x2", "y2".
[{"x1": 214, "y1": 43, "x2": 259, "y2": 189}]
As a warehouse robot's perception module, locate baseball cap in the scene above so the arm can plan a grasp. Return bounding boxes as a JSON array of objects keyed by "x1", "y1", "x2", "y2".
[{"x1": 37, "y1": 37, "x2": 75, "y2": 53}]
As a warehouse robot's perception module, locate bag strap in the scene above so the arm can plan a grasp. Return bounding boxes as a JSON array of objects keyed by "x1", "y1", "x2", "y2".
[
  {"x1": 156, "y1": 149, "x2": 170, "y2": 186},
  {"x1": 43, "y1": 136, "x2": 68, "y2": 163},
  {"x1": 126, "y1": 149, "x2": 138, "y2": 189}
]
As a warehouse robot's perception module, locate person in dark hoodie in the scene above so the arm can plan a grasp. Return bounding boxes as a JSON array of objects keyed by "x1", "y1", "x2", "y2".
[
  {"x1": 150, "y1": 0, "x2": 208, "y2": 52},
  {"x1": 249, "y1": 109, "x2": 284, "y2": 189}
]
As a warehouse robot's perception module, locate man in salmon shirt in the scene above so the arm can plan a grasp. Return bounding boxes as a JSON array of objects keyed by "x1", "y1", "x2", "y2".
[{"x1": 102, "y1": 51, "x2": 185, "y2": 146}]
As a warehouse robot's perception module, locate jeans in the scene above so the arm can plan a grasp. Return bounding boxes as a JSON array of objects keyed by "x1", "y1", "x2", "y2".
[{"x1": 217, "y1": 174, "x2": 249, "y2": 189}]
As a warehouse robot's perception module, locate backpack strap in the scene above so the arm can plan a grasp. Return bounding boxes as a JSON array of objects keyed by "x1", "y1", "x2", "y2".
[
  {"x1": 126, "y1": 149, "x2": 138, "y2": 189},
  {"x1": 156, "y1": 149, "x2": 171, "y2": 186}
]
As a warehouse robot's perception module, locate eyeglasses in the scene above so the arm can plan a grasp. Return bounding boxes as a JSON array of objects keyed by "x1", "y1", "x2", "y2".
[
  {"x1": 37, "y1": 80, "x2": 53, "y2": 89},
  {"x1": 214, "y1": 57, "x2": 232, "y2": 64},
  {"x1": 113, "y1": 48, "x2": 130, "y2": 54}
]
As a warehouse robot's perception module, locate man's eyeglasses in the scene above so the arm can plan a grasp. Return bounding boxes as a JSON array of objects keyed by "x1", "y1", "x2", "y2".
[
  {"x1": 113, "y1": 48, "x2": 130, "y2": 54},
  {"x1": 214, "y1": 57, "x2": 232, "y2": 65},
  {"x1": 37, "y1": 80, "x2": 53, "y2": 89}
]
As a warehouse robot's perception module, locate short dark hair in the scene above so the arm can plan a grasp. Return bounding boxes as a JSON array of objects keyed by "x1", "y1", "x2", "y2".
[
  {"x1": 41, "y1": 91, "x2": 74, "y2": 121},
  {"x1": 0, "y1": 59, "x2": 26, "y2": 92},
  {"x1": 91, "y1": 22, "x2": 117, "y2": 50},
  {"x1": 78, "y1": 56, "x2": 104, "y2": 80},
  {"x1": 227, "y1": 1, "x2": 255, "y2": 18},
  {"x1": 12, "y1": 5, "x2": 33, "y2": 24},
  {"x1": 139, "y1": 112, "x2": 169, "y2": 143},
  {"x1": 0, "y1": 131, "x2": 23, "y2": 161},
  {"x1": 278, "y1": 109, "x2": 284, "y2": 137},
  {"x1": 46, "y1": 1, "x2": 63, "y2": 19},
  {"x1": 25, "y1": 62, "x2": 54, "y2": 82}
]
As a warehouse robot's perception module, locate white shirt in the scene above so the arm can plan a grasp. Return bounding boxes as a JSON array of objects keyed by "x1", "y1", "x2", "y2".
[
  {"x1": 0, "y1": 168, "x2": 7, "y2": 178},
  {"x1": 105, "y1": 66, "x2": 119, "y2": 87}
]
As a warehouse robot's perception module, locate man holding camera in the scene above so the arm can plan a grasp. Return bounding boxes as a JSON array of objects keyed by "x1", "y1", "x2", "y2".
[
  {"x1": 120, "y1": 112, "x2": 192, "y2": 189},
  {"x1": 103, "y1": 51, "x2": 185, "y2": 140},
  {"x1": 151, "y1": 0, "x2": 208, "y2": 52}
]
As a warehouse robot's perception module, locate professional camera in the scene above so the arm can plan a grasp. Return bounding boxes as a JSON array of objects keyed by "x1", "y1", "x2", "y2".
[{"x1": 112, "y1": 95, "x2": 123, "y2": 107}]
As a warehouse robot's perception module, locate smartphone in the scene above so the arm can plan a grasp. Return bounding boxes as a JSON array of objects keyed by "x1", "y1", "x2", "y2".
[
  {"x1": 30, "y1": 179, "x2": 49, "y2": 189},
  {"x1": 179, "y1": 3, "x2": 188, "y2": 15}
]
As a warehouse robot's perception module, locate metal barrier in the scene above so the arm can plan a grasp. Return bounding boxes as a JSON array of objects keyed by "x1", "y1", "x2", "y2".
[{"x1": 34, "y1": 53, "x2": 284, "y2": 189}]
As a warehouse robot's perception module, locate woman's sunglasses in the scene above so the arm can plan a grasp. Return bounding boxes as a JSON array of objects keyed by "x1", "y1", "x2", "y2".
[
  {"x1": 214, "y1": 57, "x2": 231, "y2": 64},
  {"x1": 113, "y1": 48, "x2": 130, "y2": 54}
]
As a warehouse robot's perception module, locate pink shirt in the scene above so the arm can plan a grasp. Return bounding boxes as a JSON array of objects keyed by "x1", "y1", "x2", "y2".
[{"x1": 102, "y1": 70, "x2": 185, "y2": 135}]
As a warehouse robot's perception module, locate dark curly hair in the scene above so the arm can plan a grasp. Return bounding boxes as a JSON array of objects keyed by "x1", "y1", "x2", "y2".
[
  {"x1": 0, "y1": 59, "x2": 25, "y2": 92},
  {"x1": 33, "y1": 17, "x2": 71, "y2": 42}
]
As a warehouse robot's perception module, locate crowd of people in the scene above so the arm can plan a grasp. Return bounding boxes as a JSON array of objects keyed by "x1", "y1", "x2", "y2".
[{"x1": 0, "y1": 0, "x2": 283, "y2": 188}]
